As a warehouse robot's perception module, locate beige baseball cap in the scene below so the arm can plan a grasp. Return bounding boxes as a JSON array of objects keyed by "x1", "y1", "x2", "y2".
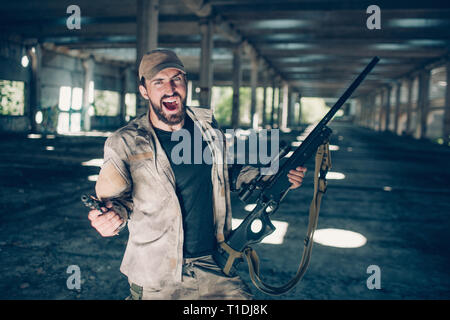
[{"x1": 138, "y1": 49, "x2": 186, "y2": 81}]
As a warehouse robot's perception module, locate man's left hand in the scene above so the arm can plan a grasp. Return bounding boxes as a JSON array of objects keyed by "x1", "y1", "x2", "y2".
[{"x1": 288, "y1": 166, "x2": 307, "y2": 189}]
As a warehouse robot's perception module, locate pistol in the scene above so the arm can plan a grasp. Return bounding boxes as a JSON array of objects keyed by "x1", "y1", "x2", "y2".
[{"x1": 81, "y1": 194, "x2": 108, "y2": 214}]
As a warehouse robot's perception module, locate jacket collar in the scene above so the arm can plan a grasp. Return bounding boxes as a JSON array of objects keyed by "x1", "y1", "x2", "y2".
[{"x1": 186, "y1": 106, "x2": 213, "y2": 123}]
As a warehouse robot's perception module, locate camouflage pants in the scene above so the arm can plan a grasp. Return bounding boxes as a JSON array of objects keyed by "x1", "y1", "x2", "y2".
[{"x1": 127, "y1": 255, "x2": 253, "y2": 300}]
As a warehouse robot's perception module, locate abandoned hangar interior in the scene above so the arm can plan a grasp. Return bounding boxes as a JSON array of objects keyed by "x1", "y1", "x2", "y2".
[
  {"x1": 0, "y1": 0, "x2": 449, "y2": 139},
  {"x1": 0, "y1": 0, "x2": 449, "y2": 301}
]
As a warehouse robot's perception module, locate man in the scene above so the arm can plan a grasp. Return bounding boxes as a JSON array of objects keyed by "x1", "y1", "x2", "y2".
[{"x1": 88, "y1": 49, "x2": 307, "y2": 300}]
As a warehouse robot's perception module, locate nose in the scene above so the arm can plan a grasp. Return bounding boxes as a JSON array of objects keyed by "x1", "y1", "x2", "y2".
[
  {"x1": 162, "y1": 81, "x2": 175, "y2": 95},
  {"x1": 162, "y1": 81, "x2": 177, "y2": 96}
]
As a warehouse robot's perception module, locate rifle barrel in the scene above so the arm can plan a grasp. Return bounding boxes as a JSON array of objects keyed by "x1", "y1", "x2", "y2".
[
  {"x1": 262, "y1": 57, "x2": 380, "y2": 200},
  {"x1": 318, "y1": 56, "x2": 380, "y2": 128}
]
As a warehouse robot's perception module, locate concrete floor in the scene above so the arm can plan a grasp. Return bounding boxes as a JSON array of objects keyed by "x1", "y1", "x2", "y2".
[{"x1": 0, "y1": 122, "x2": 449, "y2": 300}]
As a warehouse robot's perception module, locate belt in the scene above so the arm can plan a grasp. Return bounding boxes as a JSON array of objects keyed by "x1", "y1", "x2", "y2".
[
  {"x1": 183, "y1": 254, "x2": 212, "y2": 265},
  {"x1": 129, "y1": 255, "x2": 213, "y2": 298}
]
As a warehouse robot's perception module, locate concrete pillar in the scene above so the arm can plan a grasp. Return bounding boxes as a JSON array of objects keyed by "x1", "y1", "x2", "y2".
[
  {"x1": 363, "y1": 97, "x2": 369, "y2": 127},
  {"x1": 137, "y1": 0, "x2": 159, "y2": 61},
  {"x1": 119, "y1": 66, "x2": 130, "y2": 126},
  {"x1": 394, "y1": 82, "x2": 401, "y2": 135},
  {"x1": 277, "y1": 85, "x2": 282, "y2": 128},
  {"x1": 406, "y1": 77, "x2": 413, "y2": 135},
  {"x1": 28, "y1": 44, "x2": 41, "y2": 133},
  {"x1": 250, "y1": 52, "x2": 259, "y2": 129},
  {"x1": 444, "y1": 62, "x2": 450, "y2": 145},
  {"x1": 281, "y1": 82, "x2": 289, "y2": 130},
  {"x1": 417, "y1": 70, "x2": 431, "y2": 139},
  {"x1": 231, "y1": 45, "x2": 242, "y2": 129},
  {"x1": 378, "y1": 90, "x2": 384, "y2": 131},
  {"x1": 385, "y1": 86, "x2": 391, "y2": 132},
  {"x1": 186, "y1": 80, "x2": 193, "y2": 106},
  {"x1": 262, "y1": 71, "x2": 268, "y2": 126},
  {"x1": 372, "y1": 95, "x2": 378, "y2": 130},
  {"x1": 366, "y1": 96, "x2": 371, "y2": 128},
  {"x1": 357, "y1": 98, "x2": 363, "y2": 126},
  {"x1": 199, "y1": 18, "x2": 214, "y2": 107},
  {"x1": 81, "y1": 56, "x2": 94, "y2": 131},
  {"x1": 270, "y1": 80, "x2": 276, "y2": 127},
  {"x1": 136, "y1": 0, "x2": 159, "y2": 115},
  {"x1": 366, "y1": 97, "x2": 370, "y2": 127},
  {"x1": 361, "y1": 97, "x2": 367, "y2": 127},
  {"x1": 370, "y1": 95, "x2": 376, "y2": 128},
  {"x1": 357, "y1": 98, "x2": 362, "y2": 126},
  {"x1": 298, "y1": 94, "x2": 303, "y2": 125},
  {"x1": 287, "y1": 91, "x2": 295, "y2": 127}
]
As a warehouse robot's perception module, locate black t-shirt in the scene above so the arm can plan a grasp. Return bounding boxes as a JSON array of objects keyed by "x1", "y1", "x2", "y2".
[{"x1": 153, "y1": 116, "x2": 215, "y2": 258}]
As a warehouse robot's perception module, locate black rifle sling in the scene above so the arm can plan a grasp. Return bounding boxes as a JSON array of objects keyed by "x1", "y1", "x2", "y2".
[{"x1": 242, "y1": 142, "x2": 332, "y2": 296}]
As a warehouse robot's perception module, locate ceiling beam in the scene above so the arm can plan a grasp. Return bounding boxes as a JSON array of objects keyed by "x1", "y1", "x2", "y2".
[
  {"x1": 259, "y1": 47, "x2": 448, "y2": 59},
  {"x1": 212, "y1": 0, "x2": 450, "y2": 12},
  {"x1": 180, "y1": 0, "x2": 295, "y2": 90}
]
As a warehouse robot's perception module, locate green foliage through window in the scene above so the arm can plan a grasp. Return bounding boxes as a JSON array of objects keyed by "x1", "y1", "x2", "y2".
[
  {"x1": 94, "y1": 90, "x2": 120, "y2": 116},
  {"x1": 0, "y1": 80, "x2": 25, "y2": 116},
  {"x1": 211, "y1": 87, "x2": 233, "y2": 125}
]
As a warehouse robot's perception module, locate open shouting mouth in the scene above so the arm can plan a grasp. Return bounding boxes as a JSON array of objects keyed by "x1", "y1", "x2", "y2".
[
  {"x1": 161, "y1": 94, "x2": 181, "y2": 112},
  {"x1": 151, "y1": 92, "x2": 186, "y2": 125}
]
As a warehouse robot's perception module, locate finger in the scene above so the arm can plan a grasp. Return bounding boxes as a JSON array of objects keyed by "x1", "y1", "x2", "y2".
[
  {"x1": 88, "y1": 209, "x2": 103, "y2": 221},
  {"x1": 289, "y1": 170, "x2": 305, "y2": 178},
  {"x1": 288, "y1": 179, "x2": 303, "y2": 186},
  {"x1": 99, "y1": 228, "x2": 116, "y2": 237},
  {"x1": 91, "y1": 212, "x2": 112, "y2": 228},
  {"x1": 95, "y1": 220, "x2": 118, "y2": 236},
  {"x1": 288, "y1": 179, "x2": 301, "y2": 189},
  {"x1": 112, "y1": 219, "x2": 124, "y2": 231},
  {"x1": 291, "y1": 167, "x2": 306, "y2": 173},
  {"x1": 100, "y1": 220, "x2": 122, "y2": 237},
  {"x1": 99, "y1": 225, "x2": 117, "y2": 237},
  {"x1": 105, "y1": 201, "x2": 113, "y2": 209},
  {"x1": 288, "y1": 173, "x2": 304, "y2": 181},
  {"x1": 94, "y1": 213, "x2": 120, "y2": 229}
]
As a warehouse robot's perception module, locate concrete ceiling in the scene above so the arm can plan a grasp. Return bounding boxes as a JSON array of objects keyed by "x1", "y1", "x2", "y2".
[{"x1": 1, "y1": 0, "x2": 450, "y2": 98}]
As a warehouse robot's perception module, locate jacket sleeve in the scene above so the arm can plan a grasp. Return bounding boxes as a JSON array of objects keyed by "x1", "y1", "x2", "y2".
[{"x1": 95, "y1": 133, "x2": 133, "y2": 231}]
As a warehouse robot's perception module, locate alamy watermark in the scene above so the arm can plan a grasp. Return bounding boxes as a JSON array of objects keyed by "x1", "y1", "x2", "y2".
[
  {"x1": 66, "y1": 265, "x2": 81, "y2": 290},
  {"x1": 66, "y1": 5, "x2": 81, "y2": 30},
  {"x1": 169, "y1": 125, "x2": 281, "y2": 175},
  {"x1": 366, "y1": 265, "x2": 381, "y2": 290},
  {"x1": 366, "y1": 5, "x2": 381, "y2": 30}
]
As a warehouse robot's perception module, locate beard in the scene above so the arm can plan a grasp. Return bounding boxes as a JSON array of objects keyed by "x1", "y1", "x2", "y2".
[{"x1": 149, "y1": 92, "x2": 186, "y2": 126}]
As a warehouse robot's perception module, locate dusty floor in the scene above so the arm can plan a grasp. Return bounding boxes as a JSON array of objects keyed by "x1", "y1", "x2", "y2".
[{"x1": 0, "y1": 122, "x2": 449, "y2": 300}]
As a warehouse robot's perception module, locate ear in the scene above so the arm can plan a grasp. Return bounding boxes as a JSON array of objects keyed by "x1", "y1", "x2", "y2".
[{"x1": 138, "y1": 84, "x2": 149, "y2": 100}]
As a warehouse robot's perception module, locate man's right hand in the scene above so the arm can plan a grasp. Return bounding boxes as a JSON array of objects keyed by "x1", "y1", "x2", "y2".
[{"x1": 88, "y1": 201, "x2": 124, "y2": 237}]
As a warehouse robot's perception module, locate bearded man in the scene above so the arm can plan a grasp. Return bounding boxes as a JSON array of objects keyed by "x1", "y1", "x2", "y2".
[{"x1": 87, "y1": 49, "x2": 306, "y2": 300}]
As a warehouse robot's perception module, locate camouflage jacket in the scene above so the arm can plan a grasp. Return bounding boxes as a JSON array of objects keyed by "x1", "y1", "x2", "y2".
[{"x1": 95, "y1": 106, "x2": 257, "y2": 289}]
